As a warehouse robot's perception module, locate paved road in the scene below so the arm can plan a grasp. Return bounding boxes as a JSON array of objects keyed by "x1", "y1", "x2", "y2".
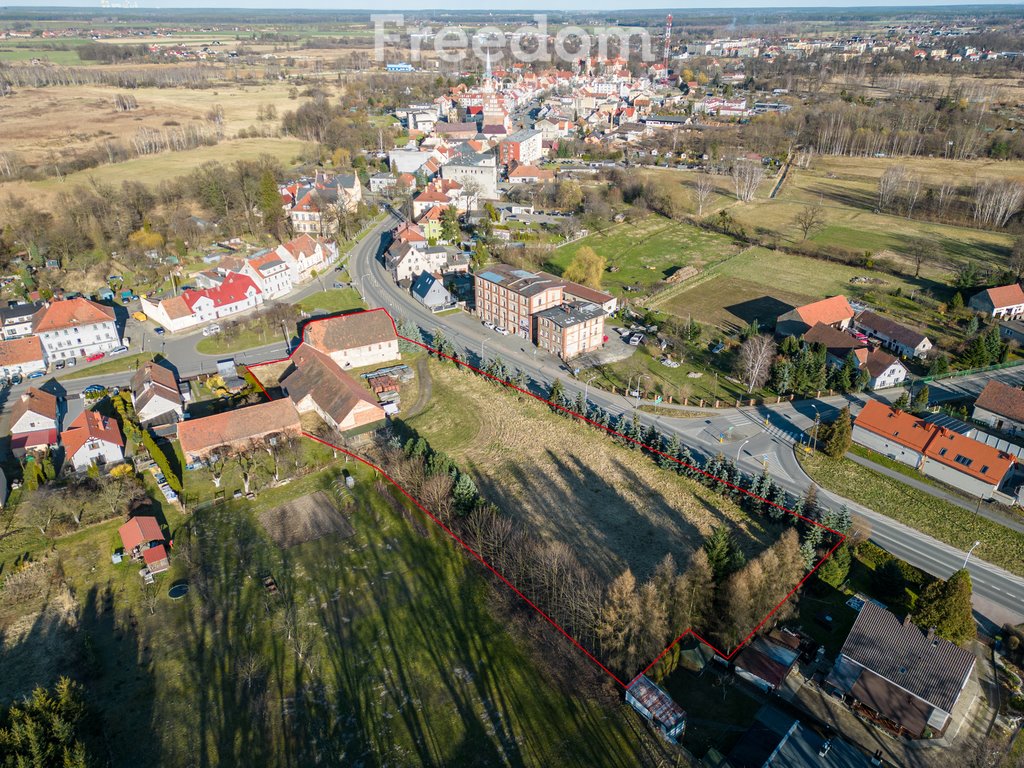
[{"x1": 348, "y1": 222, "x2": 1024, "y2": 626}]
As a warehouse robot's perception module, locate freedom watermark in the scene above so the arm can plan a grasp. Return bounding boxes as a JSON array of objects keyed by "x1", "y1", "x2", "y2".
[{"x1": 372, "y1": 14, "x2": 658, "y2": 67}]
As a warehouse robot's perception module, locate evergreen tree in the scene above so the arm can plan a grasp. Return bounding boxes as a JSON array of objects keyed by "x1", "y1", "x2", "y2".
[
  {"x1": 661, "y1": 434, "x2": 681, "y2": 470},
  {"x1": 913, "y1": 570, "x2": 975, "y2": 645},
  {"x1": 799, "y1": 539, "x2": 818, "y2": 569},
  {"x1": 817, "y1": 544, "x2": 851, "y2": 587},
  {"x1": 949, "y1": 291, "x2": 964, "y2": 310},
  {"x1": 912, "y1": 385, "x2": 930, "y2": 413},
  {"x1": 966, "y1": 314, "x2": 979, "y2": 336},
  {"x1": 872, "y1": 559, "x2": 906, "y2": 602},
  {"x1": 642, "y1": 423, "x2": 659, "y2": 449},
  {"x1": 893, "y1": 392, "x2": 911, "y2": 411},
  {"x1": 780, "y1": 334, "x2": 800, "y2": 357},
  {"x1": 452, "y1": 473, "x2": 478, "y2": 511},
  {"x1": 0, "y1": 677, "x2": 94, "y2": 768},
  {"x1": 769, "y1": 484, "x2": 790, "y2": 522},
  {"x1": 770, "y1": 358, "x2": 794, "y2": 394},
  {"x1": 823, "y1": 407, "x2": 853, "y2": 458},
  {"x1": 703, "y1": 525, "x2": 745, "y2": 581},
  {"x1": 548, "y1": 378, "x2": 564, "y2": 406},
  {"x1": 677, "y1": 445, "x2": 696, "y2": 476},
  {"x1": 840, "y1": 350, "x2": 860, "y2": 392}
]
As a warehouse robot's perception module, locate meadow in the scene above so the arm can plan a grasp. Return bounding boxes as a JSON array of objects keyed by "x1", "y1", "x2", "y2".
[{"x1": 405, "y1": 362, "x2": 769, "y2": 585}]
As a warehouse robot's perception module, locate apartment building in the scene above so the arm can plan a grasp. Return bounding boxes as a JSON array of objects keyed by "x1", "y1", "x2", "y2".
[
  {"x1": 499, "y1": 128, "x2": 543, "y2": 167},
  {"x1": 31, "y1": 298, "x2": 120, "y2": 362},
  {"x1": 474, "y1": 265, "x2": 563, "y2": 339},
  {"x1": 536, "y1": 301, "x2": 606, "y2": 359}
]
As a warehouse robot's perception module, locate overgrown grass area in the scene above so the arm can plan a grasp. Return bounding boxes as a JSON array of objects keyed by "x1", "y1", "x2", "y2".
[
  {"x1": 405, "y1": 361, "x2": 769, "y2": 585},
  {"x1": 1, "y1": 460, "x2": 671, "y2": 767},
  {"x1": 728, "y1": 156, "x2": 1018, "y2": 278},
  {"x1": 798, "y1": 451, "x2": 1024, "y2": 576},
  {"x1": 195, "y1": 315, "x2": 290, "y2": 354},
  {"x1": 544, "y1": 215, "x2": 740, "y2": 296}
]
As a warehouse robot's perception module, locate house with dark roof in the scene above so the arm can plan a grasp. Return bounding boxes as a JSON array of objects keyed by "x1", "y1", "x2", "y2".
[
  {"x1": 969, "y1": 283, "x2": 1024, "y2": 319},
  {"x1": 0, "y1": 300, "x2": 44, "y2": 341},
  {"x1": 303, "y1": 309, "x2": 400, "y2": 370},
  {"x1": 826, "y1": 601, "x2": 976, "y2": 738},
  {"x1": 625, "y1": 675, "x2": 686, "y2": 743},
  {"x1": 411, "y1": 273, "x2": 456, "y2": 312},
  {"x1": 131, "y1": 361, "x2": 183, "y2": 428},
  {"x1": 177, "y1": 398, "x2": 302, "y2": 464},
  {"x1": 803, "y1": 324, "x2": 908, "y2": 390},
  {"x1": 853, "y1": 399, "x2": 1015, "y2": 498},
  {"x1": 9, "y1": 387, "x2": 60, "y2": 457},
  {"x1": 728, "y1": 707, "x2": 872, "y2": 768},
  {"x1": 61, "y1": 409, "x2": 124, "y2": 472},
  {"x1": 972, "y1": 380, "x2": 1024, "y2": 436},
  {"x1": 281, "y1": 344, "x2": 386, "y2": 433},
  {"x1": 854, "y1": 310, "x2": 933, "y2": 359},
  {"x1": 775, "y1": 296, "x2": 854, "y2": 337}
]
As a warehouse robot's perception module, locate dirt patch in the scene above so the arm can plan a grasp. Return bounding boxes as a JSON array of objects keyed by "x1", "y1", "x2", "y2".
[{"x1": 259, "y1": 491, "x2": 354, "y2": 548}]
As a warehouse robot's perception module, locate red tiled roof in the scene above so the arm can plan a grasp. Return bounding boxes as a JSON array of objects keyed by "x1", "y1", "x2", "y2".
[
  {"x1": 11, "y1": 429, "x2": 58, "y2": 453},
  {"x1": 794, "y1": 295, "x2": 854, "y2": 327},
  {"x1": 0, "y1": 336, "x2": 44, "y2": 368},
  {"x1": 119, "y1": 516, "x2": 164, "y2": 551},
  {"x1": 177, "y1": 398, "x2": 301, "y2": 459},
  {"x1": 854, "y1": 399, "x2": 936, "y2": 453},
  {"x1": 280, "y1": 234, "x2": 324, "y2": 260},
  {"x1": 9, "y1": 386, "x2": 57, "y2": 428},
  {"x1": 31, "y1": 298, "x2": 114, "y2": 333},
  {"x1": 974, "y1": 380, "x2": 1024, "y2": 423},
  {"x1": 181, "y1": 273, "x2": 260, "y2": 312},
  {"x1": 61, "y1": 410, "x2": 123, "y2": 459},
  {"x1": 143, "y1": 543, "x2": 169, "y2": 567},
  {"x1": 981, "y1": 283, "x2": 1024, "y2": 309},
  {"x1": 923, "y1": 428, "x2": 1014, "y2": 484},
  {"x1": 304, "y1": 308, "x2": 398, "y2": 354}
]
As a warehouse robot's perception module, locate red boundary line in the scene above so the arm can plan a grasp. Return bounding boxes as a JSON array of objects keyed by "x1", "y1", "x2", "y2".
[{"x1": 242, "y1": 307, "x2": 846, "y2": 689}]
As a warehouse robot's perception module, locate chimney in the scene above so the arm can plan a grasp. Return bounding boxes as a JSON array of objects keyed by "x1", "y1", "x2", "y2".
[
  {"x1": 927, "y1": 626, "x2": 936, "y2": 642},
  {"x1": 903, "y1": 614, "x2": 913, "y2": 628}
]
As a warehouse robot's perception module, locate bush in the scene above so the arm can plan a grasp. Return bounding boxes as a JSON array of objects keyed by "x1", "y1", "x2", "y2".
[{"x1": 142, "y1": 430, "x2": 182, "y2": 493}]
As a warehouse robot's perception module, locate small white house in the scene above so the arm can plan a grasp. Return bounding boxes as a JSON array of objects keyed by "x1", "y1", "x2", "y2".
[
  {"x1": 0, "y1": 336, "x2": 46, "y2": 379},
  {"x1": 61, "y1": 410, "x2": 124, "y2": 472},
  {"x1": 131, "y1": 361, "x2": 184, "y2": 428},
  {"x1": 969, "y1": 284, "x2": 1024, "y2": 319}
]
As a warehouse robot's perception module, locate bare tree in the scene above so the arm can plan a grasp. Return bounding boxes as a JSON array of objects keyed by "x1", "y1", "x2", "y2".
[
  {"x1": 972, "y1": 179, "x2": 1024, "y2": 228},
  {"x1": 738, "y1": 334, "x2": 777, "y2": 393},
  {"x1": 1011, "y1": 235, "x2": 1024, "y2": 281},
  {"x1": 905, "y1": 237, "x2": 934, "y2": 279},
  {"x1": 792, "y1": 201, "x2": 826, "y2": 240},
  {"x1": 903, "y1": 174, "x2": 922, "y2": 218},
  {"x1": 730, "y1": 159, "x2": 764, "y2": 203},
  {"x1": 877, "y1": 164, "x2": 906, "y2": 212},
  {"x1": 693, "y1": 172, "x2": 714, "y2": 217}
]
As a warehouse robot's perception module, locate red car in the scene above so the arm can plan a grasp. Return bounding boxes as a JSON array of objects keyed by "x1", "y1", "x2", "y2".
[{"x1": 86, "y1": 352, "x2": 105, "y2": 362}]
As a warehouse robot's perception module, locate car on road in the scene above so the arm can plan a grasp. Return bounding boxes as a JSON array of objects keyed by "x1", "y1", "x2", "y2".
[
  {"x1": 55, "y1": 360, "x2": 65, "y2": 370},
  {"x1": 482, "y1": 320, "x2": 495, "y2": 330},
  {"x1": 27, "y1": 370, "x2": 44, "y2": 379},
  {"x1": 495, "y1": 326, "x2": 510, "y2": 336},
  {"x1": 86, "y1": 352, "x2": 105, "y2": 362},
  {"x1": 153, "y1": 327, "x2": 165, "y2": 336},
  {"x1": 82, "y1": 384, "x2": 105, "y2": 396},
  {"x1": 109, "y1": 345, "x2": 129, "y2": 356},
  {"x1": 10, "y1": 374, "x2": 21, "y2": 386},
  {"x1": 202, "y1": 324, "x2": 221, "y2": 337}
]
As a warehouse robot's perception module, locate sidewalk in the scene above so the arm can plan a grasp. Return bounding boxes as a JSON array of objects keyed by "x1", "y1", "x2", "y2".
[{"x1": 846, "y1": 452, "x2": 1024, "y2": 536}]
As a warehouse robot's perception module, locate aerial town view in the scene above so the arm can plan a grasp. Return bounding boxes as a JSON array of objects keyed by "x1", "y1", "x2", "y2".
[{"x1": 2, "y1": 0, "x2": 1024, "y2": 766}]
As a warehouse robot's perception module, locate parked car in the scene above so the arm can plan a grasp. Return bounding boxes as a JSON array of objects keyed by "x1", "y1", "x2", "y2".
[
  {"x1": 55, "y1": 360, "x2": 65, "y2": 370},
  {"x1": 109, "y1": 345, "x2": 129, "y2": 356},
  {"x1": 202, "y1": 324, "x2": 221, "y2": 337},
  {"x1": 628, "y1": 333, "x2": 644, "y2": 346},
  {"x1": 82, "y1": 384, "x2": 105, "y2": 396},
  {"x1": 710, "y1": 341, "x2": 726, "y2": 355},
  {"x1": 86, "y1": 352, "x2": 105, "y2": 362},
  {"x1": 332, "y1": 281, "x2": 346, "y2": 289},
  {"x1": 11, "y1": 374, "x2": 22, "y2": 385},
  {"x1": 65, "y1": 357, "x2": 76, "y2": 367},
  {"x1": 495, "y1": 326, "x2": 510, "y2": 336},
  {"x1": 27, "y1": 370, "x2": 44, "y2": 379},
  {"x1": 482, "y1": 320, "x2": 495, "y2": 330},
  {"x1": 132, "y1": 311, "x2": 148, "y2": 322},
  {"x1": 153, "y1": 327, "x2": 165, "y2": 336}
]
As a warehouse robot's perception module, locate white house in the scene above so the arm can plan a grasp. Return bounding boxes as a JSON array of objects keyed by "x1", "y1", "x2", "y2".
[
  {"x1": 9, "y1": 387, "x2": 60, "y2": 457},
  {"x1": 141, "y1": 273, "x2": 264, "y2": 333},
  {"x1": 31, "y1": 298, "x2": 120, "y2": 362},
  {"x1": 241, "y1": 250, "x2": 293, "y2": 300},
  {"x1": 969, "y1": 284, "x2": 1024, "y2": 319},
  {"x1": 411, "y1": 272, "x2": 456, "y2": 311},
  {"x1": 854, "y1": 311, "x2": 933, "y2": 359},
  {"x1": 131, "y1": 361, "x2": 184, "y2": 428},
  {"x1": 61, "y1": 410, "x2": 124, "y2": 472},
  {"x1": 441, "y1": 150, "x2": 498, "y2": 199},
  {"x1": 275, "y1": 235, "x2": 338, "y2": 285},
  {"x1": 0, "y1": 301, "x2": 44, "y2": 340},
  {"x1": 304, "y1": 309, "x2": 401, "y2": 369},
  {"x1": 0, "y1": 336, "x2": 46, "y2": 379},
  {"x1": 386, "y1": 244, "x2": 455, "y2": 283}
]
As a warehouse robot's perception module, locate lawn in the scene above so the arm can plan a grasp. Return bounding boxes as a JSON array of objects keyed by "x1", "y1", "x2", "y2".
[
  {"x1": 729, "y1": 155, "x2": 1019, "y2": 279},
  {"x1": 295, "y1": 287, "x2": 365, "y2": 314},
  {"x1": 2, "y1": 459, "x2": 673, "y2": 767},
  {"x1": 60, "y1": 352, "x2": 152, "y2": 380},
  {"x1": 545, "y1": 216, "x2": 740, "y2": 297},
  {"x1": 656, "y1": 246, "x2": 951, "y2": 338},
  {"x1": 195, "y1": 315, "x2": 291, "y2": 354},
  {"x1": 798, "y1": 451, "x2": 1024, "y2": 577},
  {"x1": 405, "y1": 361, "x2": 770, "y2": 586}
]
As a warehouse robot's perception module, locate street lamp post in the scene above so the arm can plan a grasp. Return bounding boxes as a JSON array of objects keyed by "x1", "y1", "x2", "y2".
[
  {"x1": 811, "y1": 404, "x2": 820, "y2": 453},
  {"x1": 635, "y1": 374, "x2": 649, "y2": 408},
  {"x1": 962, "y1": 540, "x2": 982, "y2": 570},
  {"x1": 480, "y1": 337, "x2": 489, "y2": 361},
  {"x1": 736, "y1": 437, "x2": 753, "y2": 465},
  {"x1": 583, "y1": 373, "x2": 599, "y2": 405}
]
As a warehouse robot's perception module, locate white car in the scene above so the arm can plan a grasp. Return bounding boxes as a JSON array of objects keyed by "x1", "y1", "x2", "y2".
[
  {"x1": 495, "y1": 326, "x2": 510, "y2": 336},
  {"x1": 108, "y1": 345, "x2": 129, "y2": 356},
  {"x1": 202, "y1": 324, "x2": 221, "y2": 336},
  {"x1": 482, "y1": 320, "x2": 495, "y2": 330}
]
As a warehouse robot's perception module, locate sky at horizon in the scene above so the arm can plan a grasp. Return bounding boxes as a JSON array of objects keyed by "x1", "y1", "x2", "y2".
[{"x1": 4, "y1": 0, "x2": 1024, "y2": 9}]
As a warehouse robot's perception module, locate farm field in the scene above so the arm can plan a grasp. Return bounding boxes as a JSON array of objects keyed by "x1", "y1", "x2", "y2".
[
  {"x1": 0, "y1": 460, "x2": 671, "y2": 767},
  {"x1": 729, "y1": 155, "x2": 1019, "y2": 277},
  {"x1": 405, "y1": 362, "x2": 771, "y2": 585},
  {"x1": 545, "y1": 216, "x2": 741, "y2": 296},
  {"x1": 0, "y1": 138, "x2": 306, "y2": 210}
]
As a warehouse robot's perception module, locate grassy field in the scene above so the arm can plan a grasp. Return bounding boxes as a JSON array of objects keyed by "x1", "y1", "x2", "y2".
[
  {"x1": 0, "y1": 139, "x2": 306, "y2": 210},
  {"x1": 728, "y1": 156, "x2": 1019, "y2": 279},
  {"x1": 545, "y1": 216, "x2": 741, "y2": 297},
  {"x1": 656, "y1": 246, "x2": 949, "y2": 338},
  {"x1": 296, "y1": 287, "x2": 365, "y2": 314},
  {"x1": 1, "y1": 459, "x2": 672, "y2": 767},
  {"x1": 195, "y1": 313, "x2": 293, "y2": 354},
  {"x1": 406, "y1": 362, "x2": 769, "y2": 585},
  {"x1": 798, "y1": 451, "x2": 1024, "y2": 577},
  {"x1": 59, "y1": 352, "x2": 152, "y2": 380}
]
